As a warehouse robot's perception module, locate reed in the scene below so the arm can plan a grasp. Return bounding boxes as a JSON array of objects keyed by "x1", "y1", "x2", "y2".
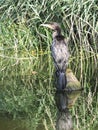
[{"x1": 0, "y1": 0, "x2": 97, "y2": 130}]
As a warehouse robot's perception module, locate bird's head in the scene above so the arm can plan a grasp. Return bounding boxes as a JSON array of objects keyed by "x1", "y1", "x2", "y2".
[
  {"x1": 40, "y1": 22, "x2": 61, "y2": 31},
  {"x1": 40, "y1": 22, "x2": 62, "y2": 38}
]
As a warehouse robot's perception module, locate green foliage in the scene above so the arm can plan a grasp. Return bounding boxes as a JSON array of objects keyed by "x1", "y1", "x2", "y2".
[{"x1": 0, "y1": 0, "x2": 98, "y2": 130}]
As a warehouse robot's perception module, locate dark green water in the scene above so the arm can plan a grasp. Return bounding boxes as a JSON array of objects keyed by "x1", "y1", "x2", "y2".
[{"x1": 0, "y1": 117, "x2": 44, "y2": 130}]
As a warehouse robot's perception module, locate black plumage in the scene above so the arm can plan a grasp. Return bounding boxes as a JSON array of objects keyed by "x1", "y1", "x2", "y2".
[{"x1": 41, "y1": 22, "x2": 70, "y2": 90}]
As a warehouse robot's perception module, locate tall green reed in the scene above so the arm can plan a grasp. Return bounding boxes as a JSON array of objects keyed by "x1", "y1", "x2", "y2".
[{"x1": 0, "y1": 0, "x2": 97, "y2": 129}]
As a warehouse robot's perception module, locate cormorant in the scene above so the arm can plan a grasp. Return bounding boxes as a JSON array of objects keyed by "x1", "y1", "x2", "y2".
[{"x1": 41, "y1": 22, "x2": 70, "y2": 90}]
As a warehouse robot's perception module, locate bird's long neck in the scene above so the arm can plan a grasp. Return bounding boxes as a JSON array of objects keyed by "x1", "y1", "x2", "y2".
[
  {"x1": 53, "y1": 29, "x2": 63, "y2": 38},
  {"x1": 53, "y1": 30, "x2": 65, "y2": 40}
]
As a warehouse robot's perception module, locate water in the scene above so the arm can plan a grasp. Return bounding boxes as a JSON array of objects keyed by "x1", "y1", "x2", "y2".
[
  {"x1": 0, "y1": 55, "x2": 54, "y2": 130},
  {"x1": 0, "y1": 117, "x2": 44, "y2": 130},
  {"x1": 0, "y1": 117, "x2": 26, "y2": 130}
]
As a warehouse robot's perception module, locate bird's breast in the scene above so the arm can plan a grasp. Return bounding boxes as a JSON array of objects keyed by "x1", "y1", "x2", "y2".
[{"x1": 51, "y1": 40, "x2": 69, "y2": 70}]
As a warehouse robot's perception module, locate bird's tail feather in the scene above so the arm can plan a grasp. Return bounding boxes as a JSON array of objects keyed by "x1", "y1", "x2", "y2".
[{"x1": 56, "y1": 71, "x2": 67, "y2": 90}]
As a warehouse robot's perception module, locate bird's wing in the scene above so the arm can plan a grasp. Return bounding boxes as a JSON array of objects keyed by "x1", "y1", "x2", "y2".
[{"x1": 50, "y1": 44, "x2": 60, "y2": 71}]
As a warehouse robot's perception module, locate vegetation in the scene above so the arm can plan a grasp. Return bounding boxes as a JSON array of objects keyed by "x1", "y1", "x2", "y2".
[{"x1": 0, "y1": 0, "x2": 98, "y2": 130}]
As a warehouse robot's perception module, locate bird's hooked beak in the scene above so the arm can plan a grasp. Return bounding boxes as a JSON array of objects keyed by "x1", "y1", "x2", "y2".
[{"x1": 40, "y1": 23, "x2": 54, "y2": 30}]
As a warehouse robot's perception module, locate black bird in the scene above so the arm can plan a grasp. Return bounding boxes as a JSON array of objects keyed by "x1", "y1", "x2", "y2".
[{"x1": 41, "y1": 22, "x2": 70, "y2": 90}]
